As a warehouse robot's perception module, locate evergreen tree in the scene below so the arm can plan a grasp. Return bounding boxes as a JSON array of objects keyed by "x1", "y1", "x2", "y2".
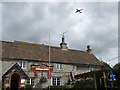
[
  {"x1": 113, "y1": 63, "x2": 120, "y2": 69},
  {"x1": 101, "y1": 61, "x2": 112, "y2": 69}
]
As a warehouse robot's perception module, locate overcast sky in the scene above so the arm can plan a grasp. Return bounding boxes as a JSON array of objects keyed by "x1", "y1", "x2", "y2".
[{"x1": 2, "y1": 2, "x2": 118, "y2": 67}]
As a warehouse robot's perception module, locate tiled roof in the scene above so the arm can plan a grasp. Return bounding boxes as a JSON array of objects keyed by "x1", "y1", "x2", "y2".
[{"x1": 1, "y1": 40, "x2": 103, "y2": 66}]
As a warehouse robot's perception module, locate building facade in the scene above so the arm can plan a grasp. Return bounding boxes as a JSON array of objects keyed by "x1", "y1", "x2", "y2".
[{"x1": 1, "y1": 37, "x2": 103, "y2": 89}]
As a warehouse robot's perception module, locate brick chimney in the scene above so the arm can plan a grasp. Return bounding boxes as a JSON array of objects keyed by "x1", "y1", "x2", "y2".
[
  {"x1": 86, "y1": 45, "x2": 92, "y2": 54},
  {"x1": 60, "y1": 35, "x2": 68, "y2": 50}
]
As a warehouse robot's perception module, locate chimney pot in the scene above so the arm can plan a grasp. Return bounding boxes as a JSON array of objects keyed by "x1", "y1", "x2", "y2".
[{"x1": 86, "y1": 45, "x2": 92, "y2": 54}]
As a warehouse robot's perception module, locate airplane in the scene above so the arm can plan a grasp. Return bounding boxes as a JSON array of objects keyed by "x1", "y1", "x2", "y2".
[{"x1": 75, "y1": 9, "x2": 83, "y2": 13}]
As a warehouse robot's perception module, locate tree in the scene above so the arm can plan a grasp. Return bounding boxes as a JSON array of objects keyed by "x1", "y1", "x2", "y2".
[
  {"x1": 101, "y1": 61, "x2": 112, "y2": 69},
  {"x1": 113, "y1": 63, "x2": 120, "y2": 69}
]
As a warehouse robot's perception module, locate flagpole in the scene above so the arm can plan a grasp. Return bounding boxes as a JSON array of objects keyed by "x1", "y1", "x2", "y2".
[{"x1": 49, "y1": 34, "x2": 51, "y2": 90}]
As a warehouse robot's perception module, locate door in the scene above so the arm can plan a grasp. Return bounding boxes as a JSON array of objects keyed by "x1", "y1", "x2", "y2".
[{"x1": 10, "y1": 73, "x2": 20, "y2": 89}]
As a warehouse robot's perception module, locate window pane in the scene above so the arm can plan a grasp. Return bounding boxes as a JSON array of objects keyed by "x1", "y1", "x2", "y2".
[
  {"x1": 57, "y1": 81, "x2": 60, "y2": 85},
  {"x1": 57, "y1": 77, "x2": 61, "y2": 85},
  {"x1": 57, "y1": 64, "x2": 61, "y2": 69},
  {"x1": 6, "y1": 79, "x2": 9, "y2": 84},
  {"x1": 91, "y1": 68, "x2": 94, "y2": 71},
  {"x1": 52, "y1": 78, "x2": 56, "y2": 85},
  {"x1": 52, "y1": 77, "x2": 61, "y2": 85},
  {"x1": 53, "y1": 81, "x2": 56, "y2": 85},
  {"x1": 60, "y1": 64, "x2": 62, "y2": 69},
  {"x1": 23, "y1": 62, "x2": 26, "y2": 68},
  {"x1": 57, "y1": 77, "x2": 60, "y2": 81},
  {"x1": 31, "y1": 78, "x2": 34, "y2": 85},
  {"x1": 53, "y1": 78, "x2": 56, "y2": 81},
  {"x1": 19, "y1": 62, "x2": 22, "y2": 67},
  {"x1": 26, "y1": 79, "x2": 30, "y2": 84},
  {"x1": 57, "y1": 64, "x2": 59, "y2": 69}
]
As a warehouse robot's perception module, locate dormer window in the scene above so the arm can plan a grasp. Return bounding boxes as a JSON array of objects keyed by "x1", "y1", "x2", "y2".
[
  {"x1": 57, "y1": 64, "x2": 62, "y2": 70},
  {"x1": 19, "y1": 62, "x2": 27, "y2": 69}
]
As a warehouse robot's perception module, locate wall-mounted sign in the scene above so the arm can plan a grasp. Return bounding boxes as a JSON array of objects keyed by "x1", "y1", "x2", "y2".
[
  {"x1": 21, "y1": 79, "x2": 25, "y2": 84},
  {"x1": 31, "y1": 65, "x2": 53, "y2": 71}
]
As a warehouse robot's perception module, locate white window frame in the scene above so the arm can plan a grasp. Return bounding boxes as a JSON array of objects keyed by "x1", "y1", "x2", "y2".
[
  {"x1": 5, "y1": 78, "x2": 9, "y2": 84},
  {"x1": 90, "y1": 68, "x2": 94, "y2": 72},
  {"x1": 31, "y1": 78, "x2": 35, "y2": 85},
  {"x1": 52, "y1": 77, "x2": 61, "y2": 86},
  {"x1": 26, "y1": 78, "x2": 35, "y2": 85},
  {"x1": 19, "y1": 62, "x2": 27, "y2": 69},
  {"x1": 51, "y1": 78, "x2": 52, "y2": 85},
  {"x1": 26, "y1": 79, "x2": 30, "y2": 84},
  {"x1": 56, "y1": 64, "x2": 62, "y2": 70}
]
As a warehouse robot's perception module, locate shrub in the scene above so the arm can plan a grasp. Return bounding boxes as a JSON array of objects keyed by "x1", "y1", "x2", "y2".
[
  {"x1": 65, "y1": 85, "x2": 74, "y2": 88},
  {"x1": 74, "y1": 78, "x2": 85, "y2": 88},
  {"x1": 48, "y1": 86, "x2": 64, "y2": 90},
  {"x1": 74, "y1": 78, "x2": 95, "y2": 89},
  {"x1": 26, "y1": 84, "x2": 33, "y2": 90}
]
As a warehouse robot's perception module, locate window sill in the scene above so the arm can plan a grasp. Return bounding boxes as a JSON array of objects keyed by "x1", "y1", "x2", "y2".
[{"x1": 21, "y1": 68, "x2": 27, "y2": 69}]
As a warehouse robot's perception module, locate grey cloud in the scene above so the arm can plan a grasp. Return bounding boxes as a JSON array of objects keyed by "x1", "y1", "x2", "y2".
[{"x1": 2, "y1": 2, "x2": 118, "y2": 66}]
